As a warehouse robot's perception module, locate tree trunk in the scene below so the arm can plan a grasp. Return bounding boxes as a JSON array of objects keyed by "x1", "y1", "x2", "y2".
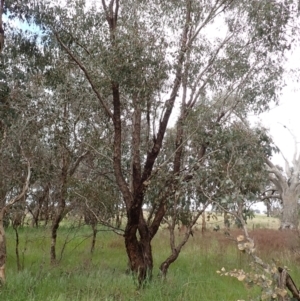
[
  {"x1": 90, "y1": 224, "x2": 97, "y2": 253},
  {"x1": 160, "y1": 250, "x2": 180, "y2": 278},
  {"x1": 50, "y1": 216, "x2": 60, "y2": 264},
  {"x1": 124, "y1": 208, "x2": 153, "y2": 284},
  {"x1": 266, "y1": 201, "x2": 271, "y2": 217},
  {"x1": 50, "y1": 142, "x2": 69, "y2": 264},
  {"x1": 50, "y1": 190, "x2": 66, "y2": 264},
  {"x1": 202, "y1": 212, "x2": 206, "y2": 233},
  {"x1": 12, "y1": 222, "x2": 21, "y2": 271},
  {"x1": 280, "y1": 192, "x2": 299, "y2": 230},
  {"x1": 159, "y1": 225, "x2": 194, "y2": 278},
  {"x1": 124, "y1": 234, "x2": 153, "y2": 284},
  {"x1": 0, "y1": 155, "x2": 30, "y2": 283},
  {"x1": 30, "y1": 208, "x2": 39, "y2": 227},
  {"x1": 50, "y1": 196, "x2": 66, "y2": 264}
]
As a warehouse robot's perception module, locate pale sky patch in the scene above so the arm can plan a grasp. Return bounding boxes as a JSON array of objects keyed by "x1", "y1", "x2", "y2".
[{"x1": 253, "y1": 46, "x2": 300, "y2": 168}]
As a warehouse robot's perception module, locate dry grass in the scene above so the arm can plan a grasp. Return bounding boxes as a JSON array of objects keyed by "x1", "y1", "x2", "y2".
[
  {"x1": 107, "y1": 236, "x2": 125, "y2": 249},
  {"x1": 172, "y1": 213, "x2": 300, "y2": 268},
  {"x1": 200, "y1": 212, "x2": 281, "y2": 231},
  {"x1": 187, "y1": 224, "x2": 300, "y2": 268},
  {"x1": 247, "y1": 214, "x2": 281, "y2": 230}
]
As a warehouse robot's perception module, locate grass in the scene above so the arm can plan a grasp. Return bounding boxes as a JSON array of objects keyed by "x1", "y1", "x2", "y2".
[
  {"x1": 1, "y1": 215, "x2": 299, "y2": 301},
  {"x1": 203, "y1": 212, "x2": 281, "y2": 231}
]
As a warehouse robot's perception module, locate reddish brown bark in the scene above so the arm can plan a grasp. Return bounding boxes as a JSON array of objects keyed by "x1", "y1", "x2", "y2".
[{"x1": 124, "y1": 195, "x2": 152, "y2": 281}]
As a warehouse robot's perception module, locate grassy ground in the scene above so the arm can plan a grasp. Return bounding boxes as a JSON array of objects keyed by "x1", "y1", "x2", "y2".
[
  {"x1": 202, "y1": 213, "x2": 281, "y2": 231},
  {"x1": 1, "y1": 215, "x2": 299, "y2": 301}
]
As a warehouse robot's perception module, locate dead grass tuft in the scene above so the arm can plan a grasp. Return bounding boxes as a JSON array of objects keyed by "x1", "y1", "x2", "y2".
[
  {"x1": 108, "y1": 237, "x2": 124, "y2": 249},
  {"x1": 210, "y1": 228, "x2": 300, "y2": 262}
]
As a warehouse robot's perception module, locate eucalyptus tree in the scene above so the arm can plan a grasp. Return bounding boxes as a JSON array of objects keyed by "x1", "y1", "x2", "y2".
[
  {"x1": 206, "y1": 122, "x2": 274, "y2": 222},
  {"x1": 0, "y1": 99, "x2": 32, "y2": 283},
  {"x1": 154, "y1": 102, "x2": 274, "y2": 276},
  {"x1": 0, "y1": 24, "x2": 43, "y2": 283},
  {"x1": 2, "y1": 20, "x2": 95, "y2": 265},
  {"x1": 8, "y1": 0, "x2": 298, "y2": 281},
  {"x1": 0, "y1": 138, "x2": 30, "y2": 284},
  {"x1": 69, "y1": 125, "x2": 124, "y2": 253},
  {"x1": 3, "y1": 6, "x2": 120, "y2": 264},
  {"x1": 32, "y1": 63, "x2": 96, "y2": 263},
  {"x1": 266, "y1": 146, "x2": 300, "y2": 230}
]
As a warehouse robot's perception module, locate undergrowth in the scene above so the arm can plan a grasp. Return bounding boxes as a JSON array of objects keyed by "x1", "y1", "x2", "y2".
[{"x1": 1, "y1": 224, "x2": 299, "y2": 301}]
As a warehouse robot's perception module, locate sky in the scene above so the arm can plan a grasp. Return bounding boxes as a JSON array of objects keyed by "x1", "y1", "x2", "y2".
[
  {"x1": 249, "y1": 46, "x2": 300, "y2": 212},
  {"x1": 252, "y1": 45, "x2": 300, "y2": 168}
]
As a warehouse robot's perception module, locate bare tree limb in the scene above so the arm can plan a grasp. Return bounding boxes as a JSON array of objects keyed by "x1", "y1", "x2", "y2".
[
  {"x1": 69, "y1": 150, "x2": 90, "y2": 177},
  {"x1": 266, "y1": 158, "x2": 287, "y2": 187}
]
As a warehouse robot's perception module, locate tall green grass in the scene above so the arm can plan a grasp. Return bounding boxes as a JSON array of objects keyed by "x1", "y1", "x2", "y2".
[{"x1": 0, "y1": 223, "x2": 296, "y2": 301}]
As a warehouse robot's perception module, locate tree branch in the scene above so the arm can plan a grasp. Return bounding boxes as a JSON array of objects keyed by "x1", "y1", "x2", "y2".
[
  {"x1": 140, "y1": 0, "x2": 192, "y2": 187},
  {"x1": 54, "y1": 32, "x2": 113, "y2": 120},
  {"x1": 266, "y1": 158, "x2": 287, "y2": 187},
  {"x1": 6, "y1": 147, "x2": 31, "y2": 209},
  {"x1": 68, "y1": 150, "x2": 90, "y2": 177}
]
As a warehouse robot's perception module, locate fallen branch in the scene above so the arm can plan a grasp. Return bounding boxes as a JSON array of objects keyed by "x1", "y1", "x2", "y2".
[{"x1": 278, "y1": 267, "x2": 300, "y2": 301}]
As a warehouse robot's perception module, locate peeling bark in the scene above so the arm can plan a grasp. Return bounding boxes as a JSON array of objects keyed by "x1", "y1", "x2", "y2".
[
  {"x1": 266, "y1": 157, "x2": 300, "y2": 230},
  {"x1": 279, "y1": 192, "x2": 299, "y2": 230}
]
